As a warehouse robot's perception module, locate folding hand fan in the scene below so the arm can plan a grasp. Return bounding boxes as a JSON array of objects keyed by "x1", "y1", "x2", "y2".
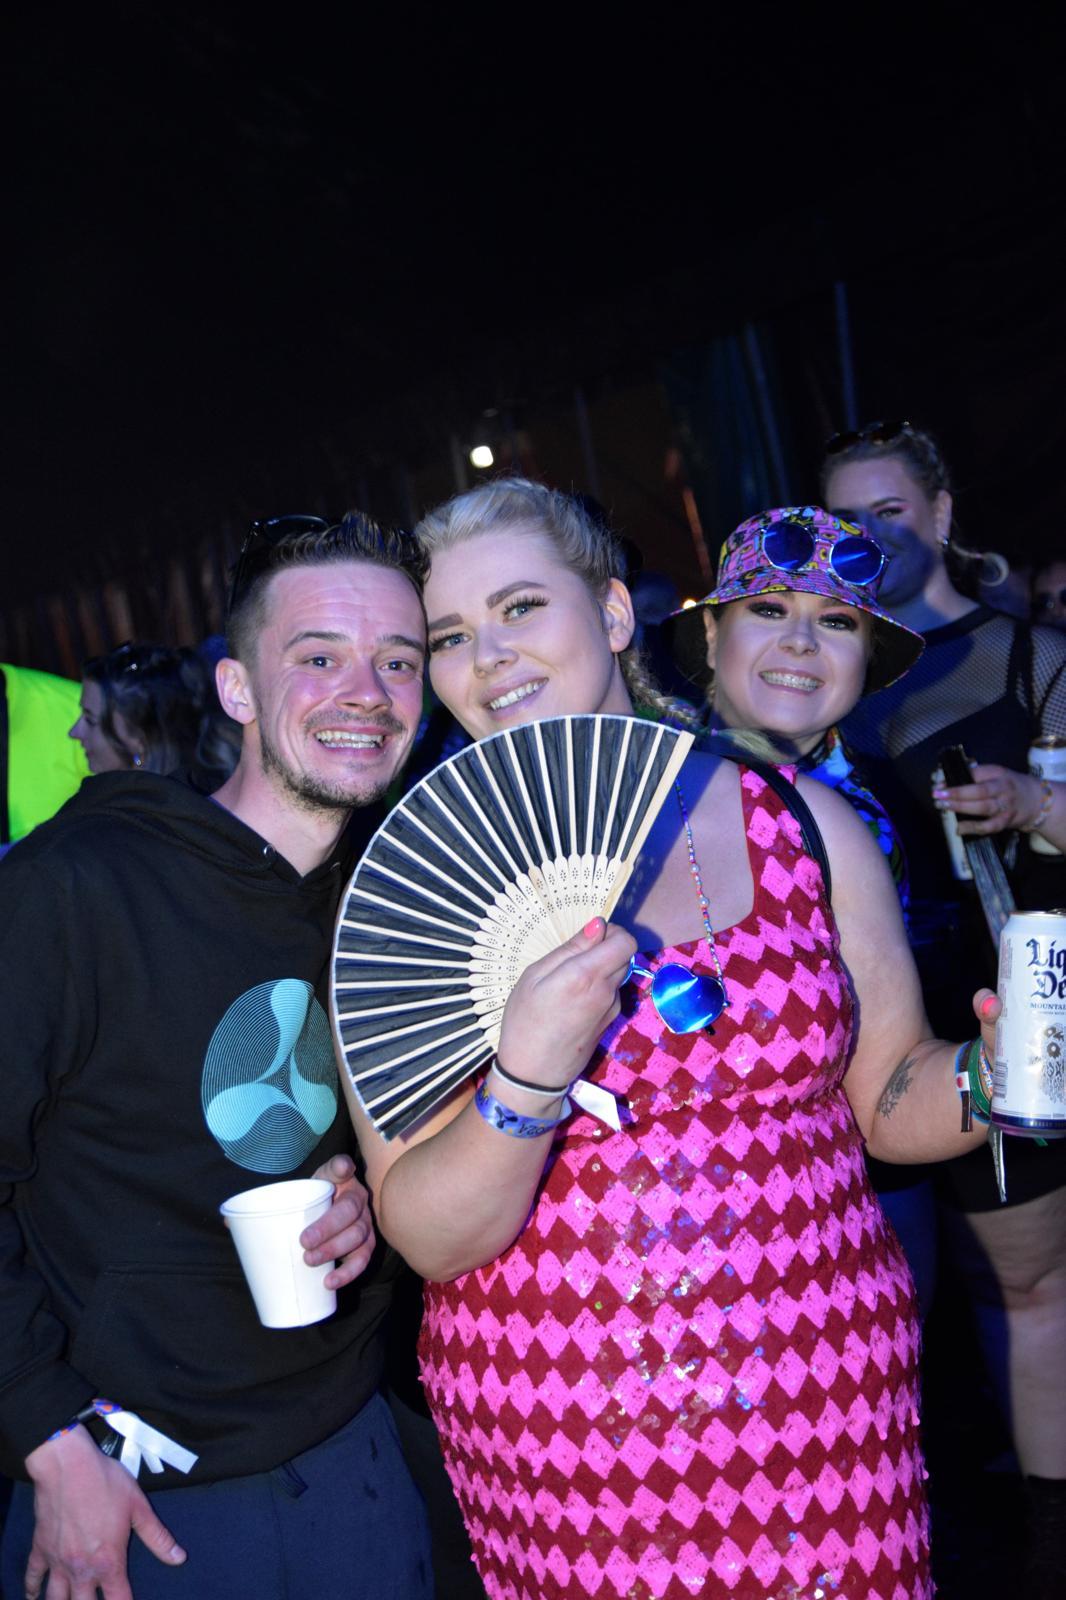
[{"x1": 331, "y1": 713, "x2": 694, "y2": 1139}]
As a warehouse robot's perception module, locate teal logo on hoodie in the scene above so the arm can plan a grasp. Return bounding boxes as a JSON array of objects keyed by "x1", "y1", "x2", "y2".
[{"x1": 201, "y1": 979, "x2": 338, "y2": 1173}]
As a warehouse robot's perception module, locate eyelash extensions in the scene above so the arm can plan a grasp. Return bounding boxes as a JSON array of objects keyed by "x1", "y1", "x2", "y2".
[{"x1": 428, "y1": 594, "x2": 549, "y2": 655}]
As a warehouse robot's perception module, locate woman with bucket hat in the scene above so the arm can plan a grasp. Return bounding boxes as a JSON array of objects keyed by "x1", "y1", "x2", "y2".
[
  {"x1": 670, "y1": 503, "x2": 922, "y2": 948},
  {"x1": 671, "y1": 505, "x2": 940, "y2": 1314}
]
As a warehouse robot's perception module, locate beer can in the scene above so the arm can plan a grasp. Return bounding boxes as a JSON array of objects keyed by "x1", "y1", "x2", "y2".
[
  {"x1": 1028, "y1": 736, "x2": 1066, "y2": 857},
  {"x1": 931, "y1": 763, "x2": 972, "y2": 881},
  {"x1": 992, "y1": 910, "x2": 1066, "y2": 1136}
]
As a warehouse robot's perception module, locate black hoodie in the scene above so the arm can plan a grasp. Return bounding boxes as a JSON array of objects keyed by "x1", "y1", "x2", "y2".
[{"x1": 0, "y1": 772, "x2": 397, "y2": 1485}]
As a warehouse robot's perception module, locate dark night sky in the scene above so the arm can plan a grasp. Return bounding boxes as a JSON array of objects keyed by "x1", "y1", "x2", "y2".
[{"x1": 6, "y1": 6, "x2": 1064, "y2": 611}]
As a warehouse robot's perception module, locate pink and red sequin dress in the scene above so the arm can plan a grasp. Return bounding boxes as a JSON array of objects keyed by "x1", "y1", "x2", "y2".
[{"x1": 419, "y1": 769, "x2": 931, "y2": 1599}]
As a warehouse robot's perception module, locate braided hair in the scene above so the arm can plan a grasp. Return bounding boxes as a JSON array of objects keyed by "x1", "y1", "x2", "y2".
[{"x1": 413, "y1": 478, "x2": 699, "y2": 729}]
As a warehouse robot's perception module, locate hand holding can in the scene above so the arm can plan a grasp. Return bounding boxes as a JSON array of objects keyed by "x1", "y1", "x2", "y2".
[{"x1": 991, "y1": 911, "x2": 1066, "y2": 1137}]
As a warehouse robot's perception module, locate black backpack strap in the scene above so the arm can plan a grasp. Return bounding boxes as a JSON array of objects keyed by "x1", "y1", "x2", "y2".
[
  {"x1": 1006, "y1": 618, "x2": 1037, "y2": 730},
  {"x1": 714, "y1": 744, "x2": 832, "y2": 901}
]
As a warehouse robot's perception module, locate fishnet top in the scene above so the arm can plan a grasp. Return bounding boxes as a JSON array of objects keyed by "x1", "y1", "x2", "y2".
[{"x1": 843, "y1": 606, "x2": 1066, "y2": 900}]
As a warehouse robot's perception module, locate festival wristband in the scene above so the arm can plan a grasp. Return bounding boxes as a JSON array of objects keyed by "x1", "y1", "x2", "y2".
[
  {"x1": 47, "y1": 1399, "x2": 122, "y2": 1454},
  {"x1": 954, "y1": 1039, "x2": 992, "y2": 1132},
  {"x1": 475, "y1": 1079, "x2": 570, "y2": 1138},
  {"x1": 975, "y1": 1041, "x2": 994, "y2": 1102},
  {"x1": 490, "y1": 1058, "x2": 624, "y2": 1131},
  {"x1": 47, "y1": 1398, "x2": 198, "y2": 1480}
]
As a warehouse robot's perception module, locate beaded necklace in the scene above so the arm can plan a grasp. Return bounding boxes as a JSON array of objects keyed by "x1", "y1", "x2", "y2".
[
  {"x1": 626, "y1": 778, "x2": 730, "y2": 1031},
  {"x1": 674, "y1": 779, "x2": 729, "y2": 1004}
]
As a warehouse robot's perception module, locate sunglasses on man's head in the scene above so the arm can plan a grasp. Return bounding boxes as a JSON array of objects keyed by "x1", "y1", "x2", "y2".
[
  {"x1": 758, "y1": 519, "x2": 886, "y2": 587},
  {"x1": 226, "y1": 514, "x2": 333, "y2": 618},
  {"x1": 105, "y1": 642, "x2": 174, "y2": 679},
  {"x1": 109, "y1": 641, "x2": 146, "y2": 675},
  {"x1": 824, "y1": 419, "x2": 912, "y2": 456}
]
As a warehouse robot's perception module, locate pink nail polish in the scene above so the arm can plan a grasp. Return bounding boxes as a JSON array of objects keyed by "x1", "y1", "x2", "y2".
[{"x1": 583, "y1": 917, "x2": 603, "y2": 937}]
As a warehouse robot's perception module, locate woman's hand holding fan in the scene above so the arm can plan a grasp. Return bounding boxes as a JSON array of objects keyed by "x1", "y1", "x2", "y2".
[
  {"x1": 332, "y1": 714, "x2": 693, "y2": 1138},
  {"x1": 496, "y1": 916, "x2": 637, "y2": 1093}
]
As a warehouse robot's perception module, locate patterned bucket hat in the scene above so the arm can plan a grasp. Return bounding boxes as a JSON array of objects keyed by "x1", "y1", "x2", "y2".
[{"x1": 670, "y1": 505, "x2": 924, "y2": 693}]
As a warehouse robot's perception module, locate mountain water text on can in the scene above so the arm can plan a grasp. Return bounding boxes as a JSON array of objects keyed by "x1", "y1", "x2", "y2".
[
  {"x1": 1028, "y1": 737, "x2": 1066, "y2": 857},
  {"x1": 992, "y1": 910, "x2": 1066, "y2": 1135}
]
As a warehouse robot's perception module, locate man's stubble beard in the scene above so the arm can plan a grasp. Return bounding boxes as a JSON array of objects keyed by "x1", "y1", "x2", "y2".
[{"x1": 259, "y1": 729, "x2": 395, "y2": 815}]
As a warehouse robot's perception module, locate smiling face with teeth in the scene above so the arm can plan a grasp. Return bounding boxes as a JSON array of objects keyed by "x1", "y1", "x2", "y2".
[
  {"x1": 221, "y1": 560, "x2": 426, "y2": 819},
  {"x1": 424, "y1": 525, "x2": 635, "y2": 742},
  {"x1": 704, "y1": 591, "x2": 872, "y2": 753}
]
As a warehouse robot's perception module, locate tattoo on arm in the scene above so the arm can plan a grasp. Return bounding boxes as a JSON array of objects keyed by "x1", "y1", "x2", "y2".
[{"x1": 878, "y1": 1054, "x2": 917, "y2": 1119}]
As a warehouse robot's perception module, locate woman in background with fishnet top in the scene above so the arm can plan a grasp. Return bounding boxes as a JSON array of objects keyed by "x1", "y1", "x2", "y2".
[{"x1": 823, "y1": 421, "x2": 1066, "y2": 1598}]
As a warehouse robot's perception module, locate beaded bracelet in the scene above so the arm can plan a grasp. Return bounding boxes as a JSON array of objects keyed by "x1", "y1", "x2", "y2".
[
  {"x1": 1022, "y1": 778, "x2": 1054, "y2": 833},
  {"x1": 490, "y1": 1057, "x2": 573, "y2": 1100},
  {"x1": 475, "y1": 1079, "x2": 570, "y2": 1138},
  {"x1": 954, "y1": 1038, "x2": 992, "y2": 1132}
]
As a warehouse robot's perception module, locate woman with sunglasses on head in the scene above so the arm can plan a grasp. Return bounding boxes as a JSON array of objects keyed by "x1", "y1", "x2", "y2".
[
  {"x1": 70, "y1": 641, "x2": 238, "y2": 789},
  {"x1": 674, "y1": 506, "x2": 940, "y2": 1317},
  {"x1": 822, "y1": 422, "x2": 1066, "y2": 1596},
  {"x1": 822, "y1": 420, "x2": 1066, "y2": 883},
  {"x1": 685, "y1": 506, "x2": 915, "y2": 902},
  {"x1": 341, "y1": 478, "x2": 1004, "y2": 1600}
]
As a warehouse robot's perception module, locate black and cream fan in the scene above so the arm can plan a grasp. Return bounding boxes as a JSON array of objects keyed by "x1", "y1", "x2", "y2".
[{"x1": 331, "y1": 714, "x2": 694, "y2": 1139}]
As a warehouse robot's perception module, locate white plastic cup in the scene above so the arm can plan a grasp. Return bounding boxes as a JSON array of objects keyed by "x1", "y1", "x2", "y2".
[{"x1": 220, "y1": 1178, "x2": 337, "y2": 1328}]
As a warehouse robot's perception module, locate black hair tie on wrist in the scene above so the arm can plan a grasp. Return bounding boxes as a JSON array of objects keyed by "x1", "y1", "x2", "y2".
[{"x1": 490, "y1": 1057, "x2": 573, "y2": 1098}]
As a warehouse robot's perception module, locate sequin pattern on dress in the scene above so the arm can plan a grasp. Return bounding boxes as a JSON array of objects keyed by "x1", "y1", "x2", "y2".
[{"x1": 420, "y1": 768, "x2": 930, "y2": 1600}]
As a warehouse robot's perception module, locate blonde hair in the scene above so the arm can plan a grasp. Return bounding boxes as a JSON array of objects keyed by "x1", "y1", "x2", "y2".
[{"x1": 414, "y1": 478, "x2": 697, "y2": 727}]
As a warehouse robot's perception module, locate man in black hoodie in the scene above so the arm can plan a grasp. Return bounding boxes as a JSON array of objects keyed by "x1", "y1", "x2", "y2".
[{"x1": 0, "y1": 516, "x2": 433, "y2": 1599}]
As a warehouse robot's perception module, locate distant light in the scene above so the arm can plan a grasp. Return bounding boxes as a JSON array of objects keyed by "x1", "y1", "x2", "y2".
[
  {"x1": 470, "y1": 445, "x2": 494, "y2": 469},
  {"x1": 681, "y1": 597, "x2": 700, "y2": 609}
]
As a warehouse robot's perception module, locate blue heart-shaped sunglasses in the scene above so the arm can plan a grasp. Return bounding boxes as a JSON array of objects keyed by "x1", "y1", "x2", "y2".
[{"x1": 627, "y1": 959, "x2": 729, "y2": 1033}]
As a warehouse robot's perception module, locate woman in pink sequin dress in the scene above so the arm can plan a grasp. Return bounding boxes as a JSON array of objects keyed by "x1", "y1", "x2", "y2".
[{"x1": 344, "y1": 484, "x2": 1000, "y2": 1600}]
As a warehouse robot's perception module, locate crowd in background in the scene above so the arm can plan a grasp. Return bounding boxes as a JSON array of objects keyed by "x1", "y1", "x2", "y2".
[{"x1": 3, "y1": 419, "x2": 1066, "y2": 1600}]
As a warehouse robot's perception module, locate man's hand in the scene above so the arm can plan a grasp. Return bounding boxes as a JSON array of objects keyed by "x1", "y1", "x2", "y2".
[
  {"x1": 24, "y1": 1425, "x2": 185, "y2": 1600},
  {"x1": 302, "y1": 1153, "x2": 376, "y2": 1289}
]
